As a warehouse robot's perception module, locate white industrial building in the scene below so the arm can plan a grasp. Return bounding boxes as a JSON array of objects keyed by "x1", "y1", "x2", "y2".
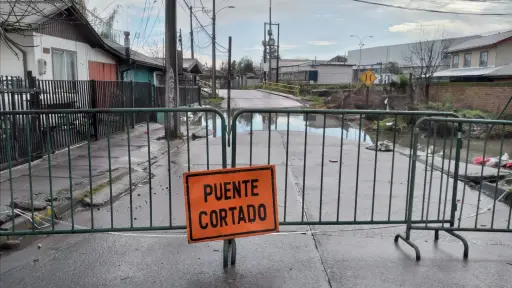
[{"x1": 261, "y1": 59, "x2": 354, "y2": 84}]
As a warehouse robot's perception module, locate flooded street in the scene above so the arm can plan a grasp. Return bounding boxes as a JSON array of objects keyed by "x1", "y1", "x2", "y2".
[{"x1": 199, "y1": 110, "x2": 511, "y2": 164}]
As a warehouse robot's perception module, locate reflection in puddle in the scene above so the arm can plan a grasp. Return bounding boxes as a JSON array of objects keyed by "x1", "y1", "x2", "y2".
[{"x1": 200, "y1": 111, "x2": 373, "y2": 145}]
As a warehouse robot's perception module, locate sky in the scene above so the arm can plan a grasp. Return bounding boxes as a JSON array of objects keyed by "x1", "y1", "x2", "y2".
[{"x1": 85, "y1": 0, "x2": 512, "y2": 67}]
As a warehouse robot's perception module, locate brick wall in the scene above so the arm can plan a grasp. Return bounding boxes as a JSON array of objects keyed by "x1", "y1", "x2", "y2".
[{"x1": 429, "y1": 83, "x2": 512, "y2": 114}]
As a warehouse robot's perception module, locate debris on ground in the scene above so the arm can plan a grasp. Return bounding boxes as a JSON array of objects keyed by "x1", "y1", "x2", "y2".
[
  {"x1": 366, "y1": 140, "x2": 393, "y2": 152},
  {"x1": 472, "y1": 153, "x2": 512, "y2": 170}
]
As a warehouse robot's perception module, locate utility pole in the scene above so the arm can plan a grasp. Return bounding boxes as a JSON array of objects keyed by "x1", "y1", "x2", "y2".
[
  {"x1": 227, "y1": 36, "x2": 232, "y2": 117},
  {"x1": 276, "y1": 23, "x2": 280, "y2": 83},
  {"x1": 165, "y1": 0, "x2": 179, "y2": 138},
  {"x1": 179, "y1": 28, "x2": 183, "y2": 52},
  {"x1": 189, "y1": 5, "x2": 194, "y2": 59},
  {"x1": 268, "y1": 0, "x2": 272, "y2": 82},
  {"x1": 211, "y1": 0, "x2": 216, "y2": 96},
  {"x1": 263, "y1": 23, "x2": 267, "y2": 81}
]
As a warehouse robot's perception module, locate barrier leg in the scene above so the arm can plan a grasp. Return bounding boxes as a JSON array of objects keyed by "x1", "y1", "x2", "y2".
[
  {"x1": 395, "y1": 233, "x2": 421, "y2": 261},
  {"x1": 445, "y1": 231, "x2": 469, "y2": 259},
  {"x1": 223, "y1": 239, "x2": 237, "y2": 268},
  {"x1": 434, "y1": 230, "x2": 439, "y2": 242}
]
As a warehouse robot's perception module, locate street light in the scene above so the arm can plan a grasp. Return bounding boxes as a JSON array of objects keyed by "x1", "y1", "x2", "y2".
[
  {"x1": 350, "y1": 35, "x2": 372, "y2": 79},
  {"x1": 211, "y1": 4, "x2": 235, "y2": 98}
]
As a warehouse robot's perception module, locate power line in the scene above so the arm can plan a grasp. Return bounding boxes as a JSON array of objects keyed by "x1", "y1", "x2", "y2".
[
  {"x1": 352, "y1": 0, "x2": 512, "y2": 15},
  {"x1": 179, "y1": 0, "x2": 228, "y2": 52},
  {"x1": 140, "y1": 0, "x2": 164, "y2": 47}
]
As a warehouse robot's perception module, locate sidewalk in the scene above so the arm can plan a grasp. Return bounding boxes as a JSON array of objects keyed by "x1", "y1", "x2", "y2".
[{"x1": 0, "y1": 119, "x2": 205, "y2": 233}]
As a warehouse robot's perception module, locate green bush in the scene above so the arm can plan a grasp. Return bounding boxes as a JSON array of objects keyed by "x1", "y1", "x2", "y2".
[{"x1": 457, "y1": 109, "x2": 491, "y2": 119}]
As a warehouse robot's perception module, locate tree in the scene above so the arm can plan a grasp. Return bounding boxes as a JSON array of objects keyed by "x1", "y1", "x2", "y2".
[
  {"x1": 237, "y1": 56, "x2": 255, "y2": 74},
  {"x1": 384, "y1": 62, "x2": 401, "y2": 75},
  {"x1": 231, "y1": 60, "x2": 238, "y2": 75},
  {"x1": 403, "y1": 29, "x2": 451, "y2": 101}
]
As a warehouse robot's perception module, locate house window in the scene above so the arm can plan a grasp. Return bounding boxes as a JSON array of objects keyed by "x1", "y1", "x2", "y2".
[
  {"x1": 52, "y1": 49, "x2": 77, "y2": 80},
  {"x1": 452, "y1": 55, "x2": 459, "y2": 68},
  {"x1": 154, "y1": 72, "x2": 165, "y2": 86},
  {"x1": 480, "y1": 51, "x2": 488, "y2": 67},
  {"x1": 464, "y1": 53, "x2": 471, "y2": 67}
]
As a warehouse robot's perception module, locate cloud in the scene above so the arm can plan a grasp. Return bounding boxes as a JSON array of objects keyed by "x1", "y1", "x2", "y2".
[
  {"x1": 308, "y1": 41, "x2": 337, "y2": 46},
  {"x1": 388, "y1": 19, "x2": 512, "y2": 37},
  {"x1": 244, "y1": 43, "x2": 299, "y2": 51}
]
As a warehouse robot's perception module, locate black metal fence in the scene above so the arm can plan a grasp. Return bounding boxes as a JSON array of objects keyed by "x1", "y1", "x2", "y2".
[{"x1": 1, "y1": 76, "x2": 200, "y2": 169}]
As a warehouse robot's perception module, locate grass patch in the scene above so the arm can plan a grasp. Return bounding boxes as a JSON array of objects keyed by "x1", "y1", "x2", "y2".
[
  {"x1": 300, "y1": 95, "x2": 326, "y2": 108},
  {"x1": 202, "y1": 96, "x2": 224, "y2": 106},
  {"x1": 370, "y1": 117, "x2": 409, "y2": 133}
]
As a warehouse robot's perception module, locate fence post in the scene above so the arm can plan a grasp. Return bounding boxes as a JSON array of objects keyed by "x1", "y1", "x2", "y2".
[
  {"x1": 90, "y1": 80, "x2": 99, "y2": 140},
  {"x1": 450, "y1": 123, "x2": 463, "y2": 227},
  {"x1": 27, "y1": 72, "x2": 43, "y2": 156},
  {"x1": 131, "y1": 80, "x2": 135, "y2": 128}
]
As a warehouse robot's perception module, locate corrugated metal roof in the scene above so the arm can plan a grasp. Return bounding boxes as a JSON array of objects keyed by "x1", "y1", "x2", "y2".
[
  {"x1": 447, "y1": 30, "x2": 512, "y2": 52},
  {"x1": 433, "y1": 64, "x2": 512, "y2": 77}
]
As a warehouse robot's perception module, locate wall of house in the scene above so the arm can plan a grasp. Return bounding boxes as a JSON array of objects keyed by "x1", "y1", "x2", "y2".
[
  {"x1": 452, "y1": 47, "x2": 497, "y2": 68},
  {"x1": 0, "y1": 33, "x2": 36, "y2": 77},
  {"x1": 31, "y1": 33, "x2": 117, "y2": 80},
  {"x1": 121, "y1": 65, "x2": 156, "y2": 84},
  {"x1": 429, "y1": 83, "x2": 512, "y2": 114},
  {"x1": 496, "y1": 38, "x2": 512, "y2": 67},
  {"x1": 316, "y1": 65, "x2": 352, "y2": 84}
]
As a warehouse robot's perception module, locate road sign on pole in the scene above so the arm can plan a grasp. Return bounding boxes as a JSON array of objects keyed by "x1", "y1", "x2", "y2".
[
  {"x1": 183, "y1": 165, "x2": 279, "y2": 243},
  {"x1": 360, "y1": 69, "x2": 377, "y2": 86}
]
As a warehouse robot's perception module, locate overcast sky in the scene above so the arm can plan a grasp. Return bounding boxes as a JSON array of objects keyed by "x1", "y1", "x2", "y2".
[{"x1": 85, "y1": 0, "x2": 512, "y2": 66}]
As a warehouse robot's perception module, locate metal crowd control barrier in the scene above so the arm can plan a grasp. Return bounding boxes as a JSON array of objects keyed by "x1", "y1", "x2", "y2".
[
  {"x1": 0, "y1": 107, "x2": 227, "y2": 237},
  {"x1": 262, "y1": 81, "x2": 300, "y2": 96},
  {"x1": 230, "y1": 109, "x2": 459, "y2": 230},
  {"x1": 398, "y1": 117, "x2": 512, "y2": 260}
]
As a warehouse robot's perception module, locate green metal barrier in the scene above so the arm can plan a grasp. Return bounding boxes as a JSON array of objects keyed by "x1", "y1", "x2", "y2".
[
  {"x1": 231, "y1": 109, "x2": 459, "y2": 228},
  {"x1": 0, "y1": 107, "x2": 227, "y2": 236},
  {"x1": 397, "y1": 117, "x2": 512, "y2": 261}
]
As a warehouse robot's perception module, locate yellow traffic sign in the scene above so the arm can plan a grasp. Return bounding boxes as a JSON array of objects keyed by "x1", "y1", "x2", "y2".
[{"x1": 360, "y1": 70, "x2": 377, "y2": 86}]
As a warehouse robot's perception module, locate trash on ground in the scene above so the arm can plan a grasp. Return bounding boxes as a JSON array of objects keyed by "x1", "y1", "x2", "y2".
[{"x1": 472, "y1": 153, "x2": 512, "y2": 170}]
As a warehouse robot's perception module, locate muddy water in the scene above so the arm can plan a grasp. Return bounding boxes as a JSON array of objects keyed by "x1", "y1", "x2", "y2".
[{"x1": 200, "y1": 111, "x2": 511, "y2": 163}]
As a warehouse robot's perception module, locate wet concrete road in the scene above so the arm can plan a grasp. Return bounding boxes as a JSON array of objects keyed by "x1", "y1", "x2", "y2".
[
  {"x1": 2, "y1": 130, "x2": 512, "y2": 287},
  {"x1": 218, "y1": 89, "x2": 302, "y2": 109}
]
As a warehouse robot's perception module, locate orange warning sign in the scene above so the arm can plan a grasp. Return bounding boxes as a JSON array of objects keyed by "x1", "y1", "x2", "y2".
[{"x1": 183, "y1": 165, "x2": 279, "y2": 243}]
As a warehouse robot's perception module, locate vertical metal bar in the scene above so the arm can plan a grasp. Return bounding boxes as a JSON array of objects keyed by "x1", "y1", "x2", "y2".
[
  {"x1": 284, "y1": 113, "x2": 290, "y2": 222},
  {"x1": 166, "y1": 112, "x2": 173, "y2": 227},
  {"x1": 420, "y1": 122, "x2": 431, "y2": 221},
  {"x1": 250, "y1": 113, "x2": 253, "y2": 166},
  {"x1": 147, "y1": 114, "x2": 153, "y2": 226},
  {"x1": 186, "y1": 112, "x2": 191, "y2": 172},
  {"x1": 404, "y1": 128, "x2": 414, "y2": 219},
  {"x1": 267, "y1": 112, "x2": 271, "y2": 165},
  {"x1": 458, "y1": 124, "x2": 471, "y2": 228},
  {"x1": 475, "y1": 131, "x2": 488, "y2": 228},
  {"x1": 126, "y1": 112, "x2": 133, "y2": 228},
  {"x1": 205, "y1": 112, "x2": 210, "y2": 169},
  {"x1": 336, "y1": 114, "x2": 345, "y2": 222},
  {"x1": 491, "y1": 124, "x2": 505, "y2": 228},
  {"x1": 319, "y1": 114, "x2": 327, "y2": 221},
  {"x1": 301, "y1": 112, "x2": 308, "y2": 222},
  {"x1": 25, "y1": 116, "x2": 36, "y2": 230},
  {"x1": 406, "y1": 127, "x2": 420, "y2": 240},
  {"x1": 106, "y1": 112, "x2": 113, "y2": 228},
  {"x1": 442, "y1": 124, "x2": 455, "y2": 226},
  {"x1": 388, "y1": 115, "x2": 397, "y2": 221},
  {"x1": 436, "y1": 122, "x2": 448, "y2": 220},
  {"x1": 354, "y1": 114, "x2": 363, "y2": 221},
  {"x1": 371, "y1": 119, "x2": 380, "y2": 221},
  {"x1": 5, "y1": 115, "x2": 15, "y2": 231},
  {"x1": 425, "y1": 123, "x2": 438, "y2": 225},
  {"x1": 44, "y1": 114, "x2": 55, "y2": 229},
  {"x1": 87, "y1": 111, "x2": 94, "y2": 229},
  {"x1": 66, "y1": 114, "x2": 74, "y2": 230},
  {"x1": 449, "y1": 123, "x2": 462, "y2": 227}
]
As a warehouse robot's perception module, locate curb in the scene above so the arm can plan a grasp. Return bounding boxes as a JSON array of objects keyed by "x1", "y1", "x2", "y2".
[{"x1": 256, "y1": 89, "x2": 303, "y2": 102}]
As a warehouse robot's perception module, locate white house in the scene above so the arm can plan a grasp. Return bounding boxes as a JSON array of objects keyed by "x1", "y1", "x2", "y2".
[{"x1": 0, "y1": 3, "x2": 123, "y2": 81}]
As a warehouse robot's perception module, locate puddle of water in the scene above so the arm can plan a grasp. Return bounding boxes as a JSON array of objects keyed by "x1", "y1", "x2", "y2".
[
  {"x1": 200, "y1": 111, "x2": 374, "y2": 144},
  {"x1": 194, "y1": 110, "x2": 510, "y2": 163}
]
